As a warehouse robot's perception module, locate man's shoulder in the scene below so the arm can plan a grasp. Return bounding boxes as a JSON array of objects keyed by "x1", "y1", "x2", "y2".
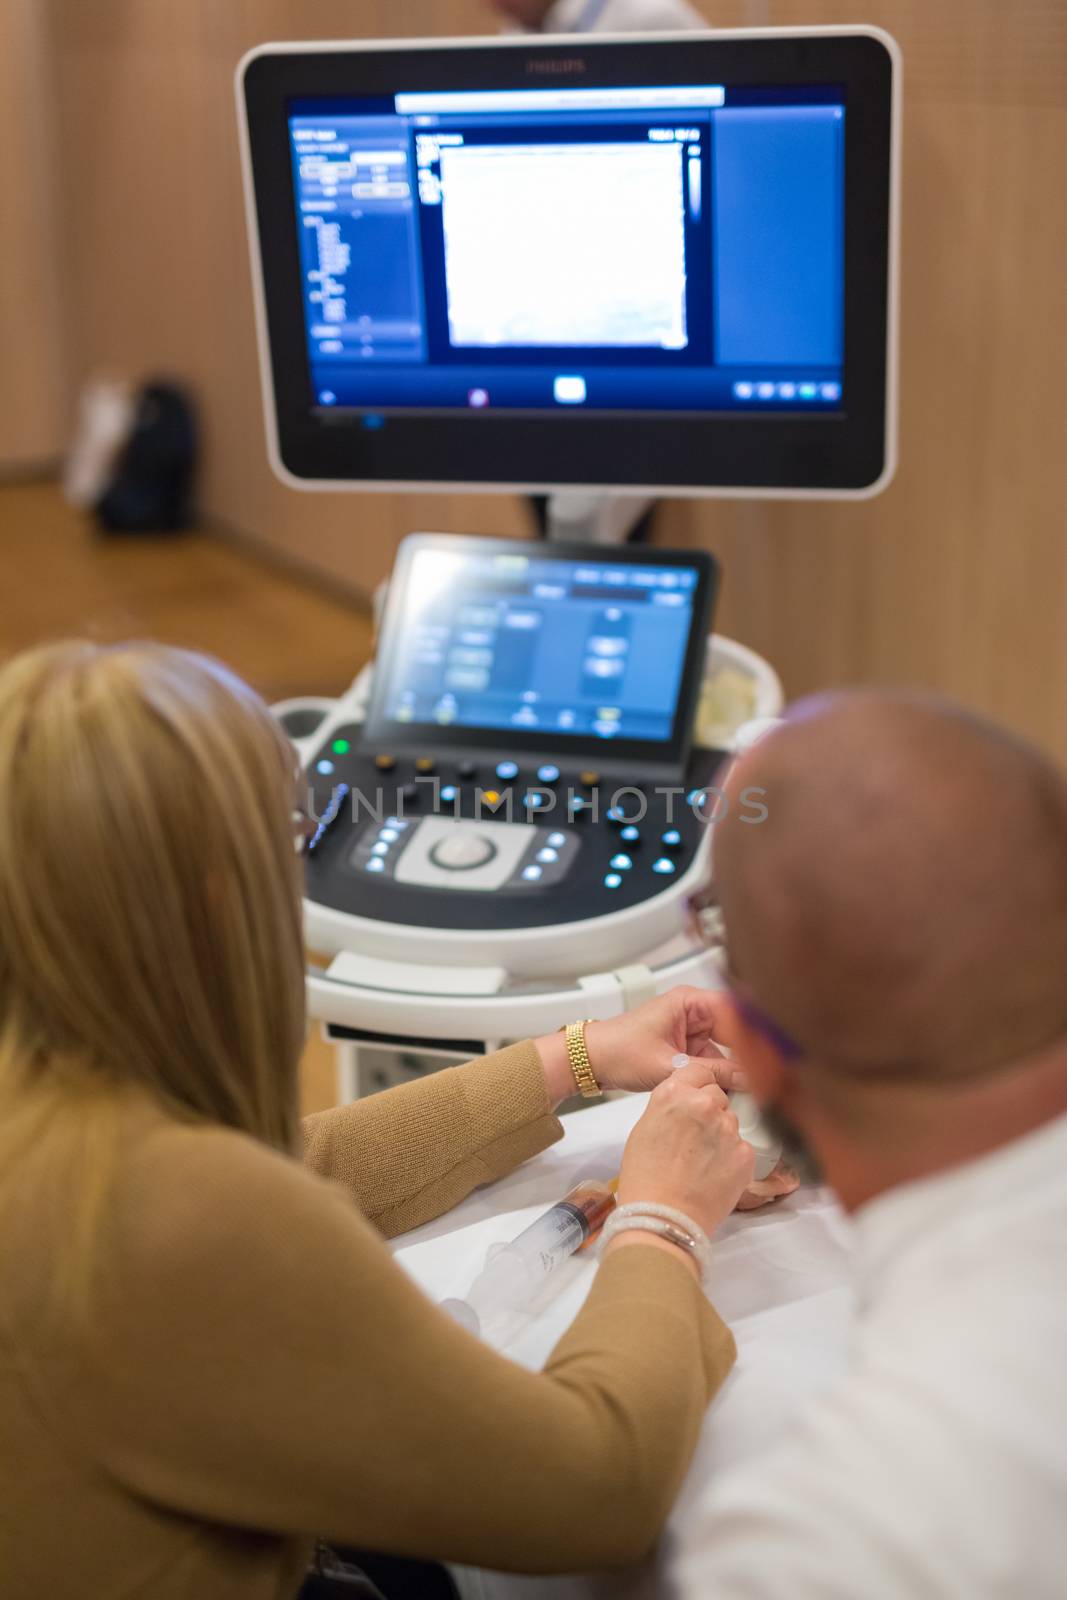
[{"x1": 676, "y1": 1347, "x2": 1067, "y2": 1598}]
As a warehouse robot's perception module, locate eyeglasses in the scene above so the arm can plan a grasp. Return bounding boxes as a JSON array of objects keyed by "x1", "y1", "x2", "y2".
[
  {"x1": 686, "y1": 883, "x2": 805, "y2": 1062},
  {"x1": 726, "y1": 976, "x2": 806, "y2": 1062}
]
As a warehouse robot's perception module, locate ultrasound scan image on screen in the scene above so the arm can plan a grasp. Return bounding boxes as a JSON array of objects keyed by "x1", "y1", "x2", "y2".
[{"x1": 288, "y1": 84, "x2": 845, "y2": 414}]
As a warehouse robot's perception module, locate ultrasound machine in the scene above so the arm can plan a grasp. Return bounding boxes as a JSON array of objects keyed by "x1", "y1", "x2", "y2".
[{"x1": 237, "y1": 26, "x2": 899, "y2": 1134}]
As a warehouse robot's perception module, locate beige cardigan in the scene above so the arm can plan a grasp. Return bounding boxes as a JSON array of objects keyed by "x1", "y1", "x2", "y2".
[{"x1": 0, "y1": 1042, "x2": 735, "y2": 1599}]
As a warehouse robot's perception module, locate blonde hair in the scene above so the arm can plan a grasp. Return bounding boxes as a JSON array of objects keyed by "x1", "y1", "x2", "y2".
[{"x1": 0, "y1": 641, "x2": 306, "y2": 1310}]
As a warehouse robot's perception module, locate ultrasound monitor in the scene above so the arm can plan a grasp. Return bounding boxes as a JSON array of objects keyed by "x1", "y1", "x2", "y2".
[{"x1": 239, "y1": 28, "x2": 898, "y2": 495}]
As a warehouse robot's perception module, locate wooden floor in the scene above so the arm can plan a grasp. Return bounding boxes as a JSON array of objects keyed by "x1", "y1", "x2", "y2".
[{"x1": 0, "y1": 480, "x2": 375, "y2": 1112}]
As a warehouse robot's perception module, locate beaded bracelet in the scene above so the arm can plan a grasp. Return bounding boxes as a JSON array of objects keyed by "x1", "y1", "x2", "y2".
[{"x1": 601, "y1": 1202, "x2": 712, "y2": 1284}]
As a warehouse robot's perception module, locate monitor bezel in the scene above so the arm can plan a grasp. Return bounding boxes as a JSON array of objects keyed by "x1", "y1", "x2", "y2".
[
  {"x1": 238, "y1": 28, "x2": 899, "y2": 498},
  {"x1": 361, "y1": 533, "x2": 718, "y2": 771}
]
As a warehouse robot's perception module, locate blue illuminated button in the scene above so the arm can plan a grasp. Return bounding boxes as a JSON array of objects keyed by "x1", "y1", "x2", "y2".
[
  {"x1": 547, "y1": 831, "x2": 567, "y2": 848},
  {"x1": 537, "y1": 847, "x2": 559, "y2": 864},
  {"x1": 604, "y1": 873, "x2": 623, "y2": 890},
  {"x1": 537, "y1": 764, "x2": 560, "y2": 784},
  {"x1": 371, "y1": 841, "x2": 389, "y2": 856},
  {"x1": 687, "y1": 788, "x2": 707, "y2": 809},
  {"x1": 661, "y1": 829, "x2": 683, "y2": 849},
  {"x1": 524, "y1": 792, "x2": 548, "y2": 809},
  {"x1": 379, "y1": 828, "x2": 399, "y2": 843},
  {"x1": 440, "y1": 785, "x2": 458, "y2": 803},
  {"x1": 820, "y1": 382, "x2": 842, "y2": 401},
  {"x1": 366, "y1": 858, "x2": 385, "y2": 873},
  {"x1": 522, "y1": 864, "x2": 543, "y2": 882},
  {"x1": 620, "y1": 825, "x2": 640, "y2": 844},
  {"x1": 610, "y1": 853, "x2": 633, "y2": 871},
  {"x1": 799, "y1": 383, "x2": 818, "y2": 400},
  {"x1": 315, "y1": 758, "x2": 335, "y2": 776},
  {"x1": 652, "y1": 857, "x2": 676, "y2": 875},
  {"x1": 569, "y1": 797, "x2": 589, "y2": 816},
  {"x1": 733, "y1": 381, "x2": 754, "y2": 400},
  {"x1": 554, "y1": 374, "x2": 587, "y2": 404},
  {"x1": 496, "y1": 760, "x2": 519, "y2": 781}
]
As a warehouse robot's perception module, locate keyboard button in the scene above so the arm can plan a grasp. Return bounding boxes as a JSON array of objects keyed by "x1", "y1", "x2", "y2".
[
  {"x1": 375, "y1": 753, "x2": 396, "y2": 771},
  {"x1": 496, "y1": 760, "x2": 519, "y2": 781},
  {"x1": 661, "y1": 829, "x2": 683, "y2": 850},
  {"x1": 537, "y1": 764, "x2": 560, "y2": 784},
  {"x1": 652, "y1": 857, "x2": 676, "y2": 875},
  {"x1": 414, "y1": 756, "x2": 435, "y2": 774},
  {"x1": 620, "y1": 824, "x2": 640, "y2": 844}
]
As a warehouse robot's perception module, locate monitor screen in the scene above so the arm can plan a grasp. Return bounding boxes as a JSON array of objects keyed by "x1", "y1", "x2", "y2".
[
  {"x1": 363, "y1": 536, "x2": 716, "y2": 765},
  {"x1": 288, "y1": 85, "x2": 844, "y2": 415},
  {"x1": 240, "y1": 31, "x2": 897, "y2": 493}
]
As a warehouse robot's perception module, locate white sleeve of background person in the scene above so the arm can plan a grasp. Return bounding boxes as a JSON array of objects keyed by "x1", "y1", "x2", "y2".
[{"x1": 544, "y1": 0, "x2": 708, "y2": 34}]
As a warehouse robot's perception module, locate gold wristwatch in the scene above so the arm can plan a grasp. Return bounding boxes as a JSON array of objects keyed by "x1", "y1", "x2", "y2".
[{"x1": 561, "y1": 1019, "x2": 602, "y2": 1099}]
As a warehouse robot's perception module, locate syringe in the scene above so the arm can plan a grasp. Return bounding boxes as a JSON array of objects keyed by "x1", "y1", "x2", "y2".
[{"x1": 442, "y1": 1178, "x2": 616, "y2": 1334}]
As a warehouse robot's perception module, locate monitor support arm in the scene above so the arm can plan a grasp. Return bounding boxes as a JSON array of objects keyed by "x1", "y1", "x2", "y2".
[{"x1": 545, "y1": 490, "x2": 655, "y2": 545}]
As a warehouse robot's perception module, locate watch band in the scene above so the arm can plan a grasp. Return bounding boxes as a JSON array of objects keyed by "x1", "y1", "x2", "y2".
[{"x1": 562, "y1": 1018, "x2": 602, "y2": 1099}]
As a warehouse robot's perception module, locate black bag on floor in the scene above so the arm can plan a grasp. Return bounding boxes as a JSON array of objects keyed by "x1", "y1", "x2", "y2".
[{"x1": 95, "y1": 380, "x2": 197, "y2": 533}]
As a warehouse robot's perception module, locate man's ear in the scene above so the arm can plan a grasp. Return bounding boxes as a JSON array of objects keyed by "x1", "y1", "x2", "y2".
[{"x1": 727, "y1": 1002, "x2": 792, "y2": 1110}]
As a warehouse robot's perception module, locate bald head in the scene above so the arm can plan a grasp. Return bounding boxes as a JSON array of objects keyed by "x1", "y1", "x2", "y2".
[{"x1": 715, "y1": 691, "x2": 1067, "y2": 1086}]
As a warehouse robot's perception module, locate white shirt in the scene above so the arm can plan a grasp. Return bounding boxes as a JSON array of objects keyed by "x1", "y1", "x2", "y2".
[{"x1": 677, "y1": 1110, "x2": 1067, "y2": 1599}]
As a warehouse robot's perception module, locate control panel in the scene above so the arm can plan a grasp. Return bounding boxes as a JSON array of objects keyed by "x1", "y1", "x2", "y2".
[{"x1": 302, "y1": 729, "x2": 725, "y2": 934}]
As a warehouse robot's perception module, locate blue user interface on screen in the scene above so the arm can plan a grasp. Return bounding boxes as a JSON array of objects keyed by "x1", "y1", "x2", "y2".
[
  {"x1": 287, "y1": 83, "x2": 845, "y2": 413},
  {"x1": 381, "y1": 548, "x2": 699, "y2": 743}
]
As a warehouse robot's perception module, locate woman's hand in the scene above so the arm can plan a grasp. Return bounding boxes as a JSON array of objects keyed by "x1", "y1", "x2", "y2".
[
  {"x1": 586, "y1": 987, "x2": 745, "y2": 1094},
  {"x1": 615, "y1": 1058, "x2": 756, "y2": 1239},
  {"x1": 533, "y1": 986, "x2": 745, "y2": 1107}
]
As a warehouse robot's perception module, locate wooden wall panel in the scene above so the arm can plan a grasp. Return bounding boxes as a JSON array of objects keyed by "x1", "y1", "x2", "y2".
[
  {"x1": 45, "y1": 1, "x2": 1067, "y2": 759},
  {"x1": 0, "y1": 0, "x2": 66, "y2": 468}
]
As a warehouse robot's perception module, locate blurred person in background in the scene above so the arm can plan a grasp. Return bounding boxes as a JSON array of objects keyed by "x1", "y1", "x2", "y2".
[
  {"x1": 490, "y1": 1, "x2": 705, "y2": 33},
  {"x1": 677, "y1": 690, "x2": 1067, "y2": 1599},
  {"x1": 0, "y1": 640, "x2": 762, "y2": 1600}
]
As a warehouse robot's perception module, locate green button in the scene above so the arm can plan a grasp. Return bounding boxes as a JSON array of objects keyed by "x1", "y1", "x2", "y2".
[{"x1": 332, "y1": 738, "x2": 350, "y2": 755}]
